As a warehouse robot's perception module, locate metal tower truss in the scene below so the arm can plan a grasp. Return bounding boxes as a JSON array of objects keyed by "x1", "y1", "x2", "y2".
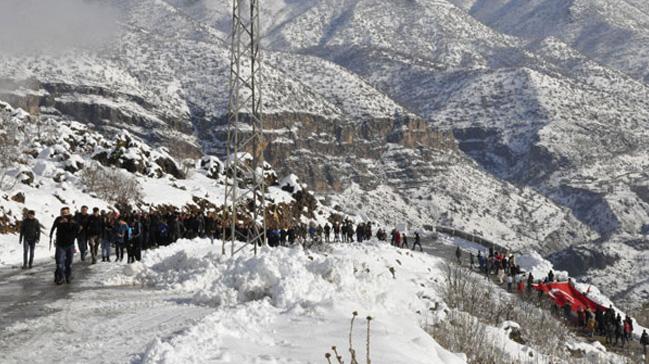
[{"x1": 223, "y1": 0, "x2": 267, "y2": 256}]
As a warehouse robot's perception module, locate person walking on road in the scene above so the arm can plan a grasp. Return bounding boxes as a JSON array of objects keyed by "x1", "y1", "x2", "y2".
[
  {"x1": 86, "y1": 208, "x2": 104, "y2": 264},
  {"x1": 640, "y1": 330, "x2": 648, "y2": 357},
  {"x1": 412, "y1": 232, "x2": 422, "y2": 252},
  {"x1": 113, "y1": 218, "x2": 129, "y2": 262},
  {"x1": 50, "y1": 207, "x2": 79, "y2": 285},
  {"x1": 19, "y1": 210, "x2": 40, "y2": 269},
  {"x1": 527, "y1": 273, "x2": 534, "y2": 295},
  {"x1": 74, "y1": 206, "x2": 90, "y2": 261},
  {"x1": 102, "y1": 212, "x2": 114, "y2": 262},
  {"x1": 455, "y1": 246, "x2": 462, "y2": 265}
]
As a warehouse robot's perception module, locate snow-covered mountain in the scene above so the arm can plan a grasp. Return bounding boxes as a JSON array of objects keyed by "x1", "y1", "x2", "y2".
[
  {"x1": 1, "y1": 0, "x2": 648, "y2": 308},
  {"x1": 449, "y1": 0, "x2": 649, "y2": 83}
]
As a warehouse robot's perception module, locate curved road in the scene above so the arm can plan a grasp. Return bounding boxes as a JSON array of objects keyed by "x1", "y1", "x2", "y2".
[{"x1": 0, "y1": 258, "x2": 212, "y2": 364}]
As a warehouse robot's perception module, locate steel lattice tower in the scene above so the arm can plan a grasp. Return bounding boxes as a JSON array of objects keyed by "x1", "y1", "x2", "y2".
[{"x1": 223, "y1": 0, "x2": 266, "y2": 256}]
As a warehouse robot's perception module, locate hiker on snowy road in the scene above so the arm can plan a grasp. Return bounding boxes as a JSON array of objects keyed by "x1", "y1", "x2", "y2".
[
  {"x1": 19, "y1": 210, "x2": 40, "y2": 269},
  {"x1": 455, "y1": 246, "x2": 461, "y2": 265},
  {"x1": 113, "y1": 218, "x2": 128, "y2": 262},
  {"x1": 641, "y1": 330, "x2": 648, "y2": 356},
  {"x1": 74, "y1": 206, "x2": 90, "y2": 261},
  {"x1": 412, "y1": 232, "x2": 422, "y2": 252},
  {"x1": 86, "y1": 208, "x2": 104, "y2": 264},
  {"x1": 50, "y1": 207, "x2": 79, "y2": 285}
]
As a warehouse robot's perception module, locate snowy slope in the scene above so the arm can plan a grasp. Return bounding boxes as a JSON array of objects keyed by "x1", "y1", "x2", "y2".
[
  {"x1": 77, "y1": 238, "x2": 623, "y2": 363},
  {"x1": 450, "y1": 0, "x2": 649, "y2": 83},
  {"x1": 115, "y1": 239, "x2": 467, "y2": 364},
  {"x1": 0, "y1": 102, "x2": 333, "y2": 267}
]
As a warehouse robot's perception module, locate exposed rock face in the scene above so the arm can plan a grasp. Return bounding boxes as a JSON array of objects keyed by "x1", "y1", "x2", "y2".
[
  {"x1": 204, "y1": 112, "x2": 456, "y2": 193},
  {"x1": 0, "y1": 78, "x2": 199, "y2": 156},
  {"x1": 549, "y1": 246, "x2": 620, "y2": 277}
]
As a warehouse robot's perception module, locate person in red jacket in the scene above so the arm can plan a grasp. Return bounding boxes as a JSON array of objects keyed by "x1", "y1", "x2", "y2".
[{"x1": 623, "y1": 316, "x2": 633, "y2": 346}]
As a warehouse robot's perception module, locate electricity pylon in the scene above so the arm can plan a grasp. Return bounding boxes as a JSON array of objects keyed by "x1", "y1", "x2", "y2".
[{"x1": 223, "y1": 0, "x2": 266, "y2": 256}]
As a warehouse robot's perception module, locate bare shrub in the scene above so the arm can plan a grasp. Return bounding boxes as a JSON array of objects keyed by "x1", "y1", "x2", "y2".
[
  {"x1": 429, "y1": 310, "x2": 513, "y2": 363},
  {"x1": 0, "y1": 116, "x2": 20, "y2": 191},
  {"x1": 324, "y1": 312, "x2": 373, "y2": 364},
  {"x1": 81, "y1": 162, "x2": 142, "y2": 207}
]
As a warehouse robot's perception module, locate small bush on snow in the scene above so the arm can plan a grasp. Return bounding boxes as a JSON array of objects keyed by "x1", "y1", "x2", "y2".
[
  {"x1": 324, "y1": 312, "x2": 373, "y2": 364},
  {"x1": 0, "y1": 108, "x2": 22, "y2": 191},
  {"x1": 81, "y1": 162, "x2": 142, "y2": 207}
]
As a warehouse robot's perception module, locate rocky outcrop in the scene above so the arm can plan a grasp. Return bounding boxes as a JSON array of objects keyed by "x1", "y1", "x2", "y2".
[
  {"x1": 0, "y1": 78, "x2": 197, "y2": 152},
  {"x1": 202, "y1": 111, "x2": 456, "y2": 193}
]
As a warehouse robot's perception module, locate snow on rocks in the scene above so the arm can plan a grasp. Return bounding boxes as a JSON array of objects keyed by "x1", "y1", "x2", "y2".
[
  {"x1": 278, "y1": 174, "x2": 303, "y2": 194},
  {"x1": 516, "y1": 250, "x2": 569, "y2": 282},
  {"x1": 565, "y1": 341, "x2": 609, "y2": 362},
  {"x1": 197, "y1": 155, "x2": 224, "y2": 181},
  {"x1": 111, "y1": 238, "x2": 467, "y2": 363},
  {"x1": 93, "y1": 130, "x2": 183, "y2": 178}
]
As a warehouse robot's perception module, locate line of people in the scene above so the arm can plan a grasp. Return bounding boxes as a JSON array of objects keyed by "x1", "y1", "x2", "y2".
[
  {"x1": 23, "y1": 207, "x2": 400, "y2": 284},
  {"x1": 26, "y1": 206, "x2": 223, "y2": 285},
  {"x1": 455, "y1": 244, "x2": 649, "y2": 355},
  {"x1": 389, "y1": 229, "x2": 423, "y2": 251},
  {"x1": 266, "y1": 221, "x2": 377, "y2": 247}
]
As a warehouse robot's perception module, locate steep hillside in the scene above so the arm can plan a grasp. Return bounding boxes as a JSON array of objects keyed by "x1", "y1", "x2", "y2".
[
  {"x1": 450, "y1": 0, "x2": 649, "y2": 83},
  {"x1": 0, "y1": 101, "x2": 335, "y2": 266}
]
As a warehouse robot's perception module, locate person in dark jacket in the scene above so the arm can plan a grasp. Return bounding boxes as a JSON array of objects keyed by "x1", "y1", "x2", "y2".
[
  {"x1": 112, "y1": 218, "x2": 129, "y2": 262},
  {"x1": 102, "y1": 212, "x2": 115, "y2": 262},
  {"x1": 85, "y1": 208, "x2": 104, "y2": 264},
  {"x1": 323, "y1": 223, "x2": 331, "y2": 243},
  {"x1": 74, "y1": 206, "x2": 90, "y2": 261},
  {"x1": 127, "y1": 218, "x2": 142, "y2": 263},
  {"x1": 640, "y1": 330, "x2": 649, "y2": 356},
  {"x1": 19, "y1": 210, "x2": 40, "y2": 269},
  {"x1": 412, "y1": 232, "x2": 422, "y2": 252},
  {"x1": 526, "y1": 273, "x2": 534, "y2": 295},
  {"x1": 50, "y1": 207, "x2": 79, "y2": 284}
]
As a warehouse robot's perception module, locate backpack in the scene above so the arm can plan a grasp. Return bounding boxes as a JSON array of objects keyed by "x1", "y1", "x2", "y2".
[{"x1": 159, "y1": 223, "x2": 169, "y2": 238}]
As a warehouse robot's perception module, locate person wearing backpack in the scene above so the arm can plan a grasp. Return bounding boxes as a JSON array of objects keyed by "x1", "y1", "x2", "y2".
[
  {"x1": 102, "y1": 212, "x2": 114, "y2": 262},
  {"x1": 159, "y1": 221, "x2": 170, "y2": 246},
  {"x1": 74, "y1": 206, "x2": 91, "y2": 261},
  {"x1": 86, "y1": 208, "x2": 104, "y2": 264},
  {"x1": 113, "y1": 218, "x2": 129, "y2": 262},
  {"x1": 128, "y1": 218, "x2": 142, "y2": 263}
]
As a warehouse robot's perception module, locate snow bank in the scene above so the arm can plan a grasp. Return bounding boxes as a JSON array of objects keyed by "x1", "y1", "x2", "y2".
[
  {"x1": 516, "y1": 250, "x2": 568, "y2": 282},
  {"x1": 565, "y1": 341, "x2": 609, "y2": 362},
  {"x1": 112, "y1": 239, "x2": 467, "y2": 363}
]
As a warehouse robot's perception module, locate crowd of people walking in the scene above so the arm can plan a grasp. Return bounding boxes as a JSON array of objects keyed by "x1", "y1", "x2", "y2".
[
  {"x1": 17, "y1": 208, "x2": 649, "y2": 359},
  {"x1": 453, "y1": 244, "x2": 648, "y2": 355},
  {"x1": 24, "y1": 206, "x2": 221, "y2": 285},
  {"x1": 21, "y1": 208, "x2": 417, "y2": 285}
]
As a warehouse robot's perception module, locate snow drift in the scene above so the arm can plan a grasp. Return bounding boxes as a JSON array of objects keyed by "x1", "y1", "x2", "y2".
[{"x1": 111, "y1": 238, "x2": 467, "y2": 363}]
